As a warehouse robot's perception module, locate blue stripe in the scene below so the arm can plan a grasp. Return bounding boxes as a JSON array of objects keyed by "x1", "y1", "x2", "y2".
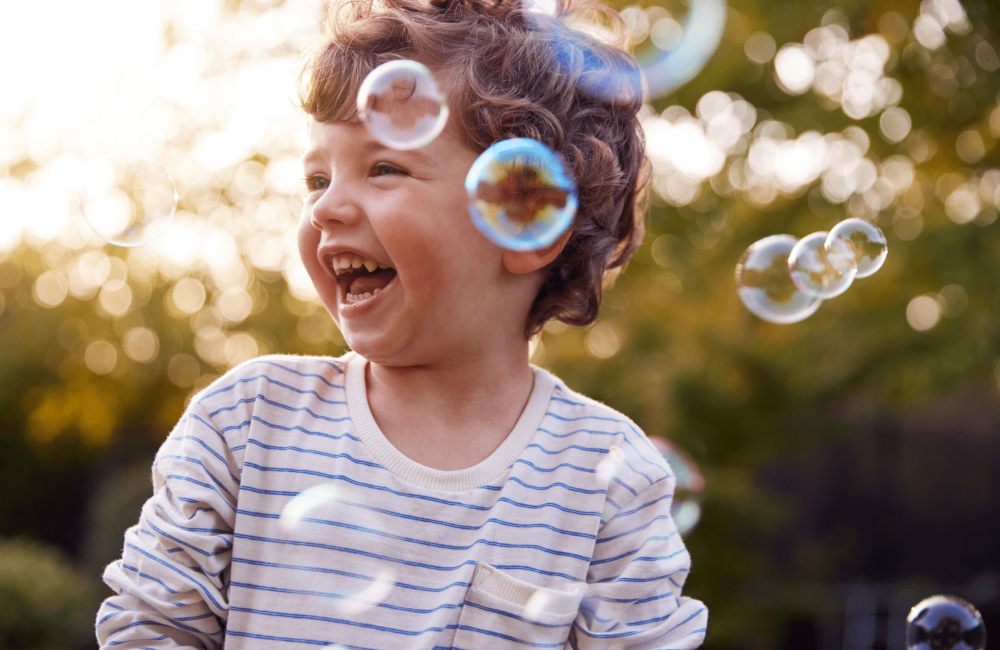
[
  {"x1": 158, "y1": 455, "x2": 238, "y2": 500},
  {"x1": 209, "y1": 394, "x2": 350, "y2": 425},
  {"x1": 167, "y1": 434, "x2": 237, "y2": 482},
  {"x1": 596, "y1": 514, "x2": 672, "y2": 544},
  {"x1": 233, "y1": 531, "x2": 481, "y2": 573},
  {"x1": 123, "y1": 544, "x2": 226, "y2": 610},
  {"x1": 225, "y1": 628, "x2": 378, "y2": 649},
  {"x1": 591, "y1": 538, "x2": 682, "y2": 566},
  {"x1": 161, "y1": 475, "x2": 236, "y2": 512},
  {"x1": 248, "y1": 416, "x2": 358, "y2": 442},
  {"x1": 462, "y1": 600, "x2": 575, "y2": 629},
  {"x1": 199, "y1": 374, "x2": 345, "y2": 406},
  {"x1": 242, "y1": 463, "x2": 603, "y2": 517},
  {"x1": 230, "y1": 557, "x2": 471, "y2": 592},
  {"x1": 229, "y1": 605, "x2": 458, "y2": 637},
  {"x1": 244, "y1": 436, "x2": 381, "y2": 468},
  {"x1": 236, "y1": 501, "x2": 595, "y2": 540},
  {"x1": 230, "y1": 580, "x2": 462, "y2": 615},
  {"x1": 235, "y1": 508, "x2": 590, "y2": 561},
  {"x1": 455, "y1": 622, "x2": 565, "y2": 648}
]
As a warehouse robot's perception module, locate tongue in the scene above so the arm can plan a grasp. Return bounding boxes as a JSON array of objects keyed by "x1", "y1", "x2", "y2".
[{"x1": 349, "y1": 269, "x2": 395, "y2": 295}]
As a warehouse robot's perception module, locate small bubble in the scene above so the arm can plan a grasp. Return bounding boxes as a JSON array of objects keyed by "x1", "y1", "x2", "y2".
[
  {"x1": 735, "y1": 235, "x2": 822, "y2": 324},
  {"x1": 334, "y1": 568, "x2": 396, "y2": 617},
  {"x1": 357, "y1": 60, "x2": 448, "y2": 150},
  {"x1": 466, "y1": 138, "x2": 577, "y2": 251},
  {"x1": 788, "y1": 231, "x2": 856, "y2": 299},
  {"x1": 279, "y1": 483, "x2": 341, "y2": 533},
  {"x1": 906, "y1": 595, "x2": 985, "y2": 650},
  {"x1": 647, "y1": 436, "x2": 705, "y2": 536},
  {"x1": 79, "y1": 152, "x2": 176, "y2": 247},
  {"x1": 826, "y1": 218, "x2": 888, "y2": 278}
]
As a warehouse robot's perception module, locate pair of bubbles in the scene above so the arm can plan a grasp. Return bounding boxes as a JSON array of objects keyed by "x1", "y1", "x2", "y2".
[
  {"x1": 359, "y1": 60, "x2": 577, "y2": 252},
  {"x1": 735, "y1": 219, "x2": 889, "y2": 324}
]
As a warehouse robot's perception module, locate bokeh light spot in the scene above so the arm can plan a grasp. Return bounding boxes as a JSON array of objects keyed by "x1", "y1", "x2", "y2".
[
  {"x1": 33, "y1": 271, "x2": 68, "y2": 308},
  {"x1": 84, "y1": 340, "x2": 118, "y2": 375},
  {"x1": 123, "y1": 327, "x2": 160, "y2": 364},
  {"x1": 906, "y1": 295, "x2": 942, "y2": 331}
]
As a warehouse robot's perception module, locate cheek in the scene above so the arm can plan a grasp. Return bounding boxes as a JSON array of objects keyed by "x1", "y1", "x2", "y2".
[{"x1": 297, "y1": 211, "x2": 322, "y2": 273}]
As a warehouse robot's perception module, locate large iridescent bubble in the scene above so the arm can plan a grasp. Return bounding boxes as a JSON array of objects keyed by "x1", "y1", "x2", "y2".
[
  {"x1": 639, "y1": 0, "x2": 728, "y2": 98},
  {"x1": 356, "y1": 60, "x2": 449, "y2": 150},
  {"x1": 78, "y1": 152, "x2": 176, "y2": 247},
  {"x1": 466, "y1": 138, "x2": 577, "y2": 251},
  {"x1": 735, "y1": 235, "x2": 822, "y2": 324},
  {"x1": 906, "y1": 595, "x2": 986, "y2": 650}
]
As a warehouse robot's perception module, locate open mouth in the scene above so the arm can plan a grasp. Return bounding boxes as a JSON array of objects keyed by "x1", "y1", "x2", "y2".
[{"x1": 326, "y1": 256, "x2": 398, "y2": 303}]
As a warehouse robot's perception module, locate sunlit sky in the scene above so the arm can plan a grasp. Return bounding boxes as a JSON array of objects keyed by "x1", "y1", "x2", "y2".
[{"x1": 1, "y1": 0, "x2": 999, "y2": 379}]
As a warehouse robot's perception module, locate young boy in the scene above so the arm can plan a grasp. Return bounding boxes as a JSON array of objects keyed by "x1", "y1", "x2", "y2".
[{"x1": 96, "y1": 0, "x2": 708, "y2": 647}]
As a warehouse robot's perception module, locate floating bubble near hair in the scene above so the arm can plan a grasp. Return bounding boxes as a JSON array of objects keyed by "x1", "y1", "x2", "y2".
[
  {"x1": 637, "y1": 0, "x2": 728, "y2": 99},
  {"x1": 466, "y1": 138, "x2": 577, "y2": 252},
  {"x1": 356, "y1": 60, "x2": 449, "y2": 150}
]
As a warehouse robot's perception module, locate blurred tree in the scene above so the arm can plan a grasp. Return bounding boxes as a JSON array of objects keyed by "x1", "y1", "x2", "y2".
[{"x1": 0, "y1": 0, "x2": 998, "y2": 648}]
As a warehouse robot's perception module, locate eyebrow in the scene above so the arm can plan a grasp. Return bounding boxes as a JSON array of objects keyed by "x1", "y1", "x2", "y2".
[
  {"x1": 361, "y1": 138, "x2": 436, "y2": 167},
  {"x1": 302, "y1": 128, "x2": 438, "y2": 168}
]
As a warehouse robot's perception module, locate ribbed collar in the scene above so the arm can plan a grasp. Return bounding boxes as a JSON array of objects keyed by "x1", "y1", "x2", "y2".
[{"x1": 344, "y1": 352, "x2": 556, "y2": 493}]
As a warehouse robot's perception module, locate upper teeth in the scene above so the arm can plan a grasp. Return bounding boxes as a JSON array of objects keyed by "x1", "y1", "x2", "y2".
[{"x1": 331, "y1": 256, "x2": 388, "y2": 275}]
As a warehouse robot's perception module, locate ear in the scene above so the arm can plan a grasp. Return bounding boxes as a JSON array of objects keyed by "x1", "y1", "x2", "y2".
[{"x1": 502, "y1": 228, "x2": 573, "y2": 275}]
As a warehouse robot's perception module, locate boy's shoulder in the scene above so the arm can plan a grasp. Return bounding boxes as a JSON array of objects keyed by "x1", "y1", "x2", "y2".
[
  {"x1": 189, "y1": 352, "x2": 351, "y2": 412},
  {"x1": 534, "y1": 365, "x2": 674, "y2": 489}
]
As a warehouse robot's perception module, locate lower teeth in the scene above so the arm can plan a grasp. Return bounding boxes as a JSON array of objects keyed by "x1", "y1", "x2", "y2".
[{"x1": 346, "y1": 287, "x2": 381, "y2": 303}]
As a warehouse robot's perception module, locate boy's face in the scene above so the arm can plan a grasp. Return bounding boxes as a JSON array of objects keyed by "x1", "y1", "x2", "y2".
[{"x1": 298, "y1": 119, "x2": 527, "y2": 365}]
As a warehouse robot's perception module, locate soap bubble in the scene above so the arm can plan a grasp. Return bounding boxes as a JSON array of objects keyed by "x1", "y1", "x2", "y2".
[
  {"x1": 640, "y1": 0, "x2": 728, "y2": 98},
  {"x1": 334, "y1": 567, "x2": 397, "y2": 617},
  {"x1": 788, "y1": 231, "x2": 856, "y2": 299},
  {"x1": 466, "y1": 138, "x2": 577, "y2": 251},
  {"x1": 648, "y1": 436, "x2": 705, "y2": 536},
  {"x1": 357, "y1": 60, "x2": 449, "y2": 150},
  {"x1": 906, "y1": 595, "x2": 986, "y2": 650},
  {"x1": 735, "y1": 235, "x2": 822, "y2": 324},
  {"x1": 78, "y1": 152, "x2": 176, "y2": 247},
  {"x1": 826, "y1": 218, "x2": 888, "y2": 278},
  {"x1": 279, "y1": 483, "x2": 341, "y2": 533}
]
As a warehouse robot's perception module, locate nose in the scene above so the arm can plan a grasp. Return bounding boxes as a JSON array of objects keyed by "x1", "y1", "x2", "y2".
[{"x1": 310, "y1": 176, "x2": 364, "y2": 230}]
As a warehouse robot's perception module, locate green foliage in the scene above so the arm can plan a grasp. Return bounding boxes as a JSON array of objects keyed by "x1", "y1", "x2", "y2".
[{"x1": 0, "y1": 538, "x2": 98, "y2": 650}]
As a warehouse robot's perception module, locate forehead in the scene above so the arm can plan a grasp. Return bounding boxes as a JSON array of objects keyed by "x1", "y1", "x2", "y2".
[{"x1": 303, "y1": 117, "x2": 474, "y2": 167}]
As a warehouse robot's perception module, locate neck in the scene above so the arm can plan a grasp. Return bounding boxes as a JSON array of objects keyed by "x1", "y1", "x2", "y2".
[
  {"x1": 363, "y1": 343, "x2": 536, "y2": 470},
  {"x1": 367, "y1": 345, "x2": 533, "y2": 415}
]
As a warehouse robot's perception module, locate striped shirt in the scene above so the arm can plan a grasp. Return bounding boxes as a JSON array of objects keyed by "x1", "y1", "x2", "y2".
[{"x1": 97, "y1": 351, "x2": 707, "y2": 649}]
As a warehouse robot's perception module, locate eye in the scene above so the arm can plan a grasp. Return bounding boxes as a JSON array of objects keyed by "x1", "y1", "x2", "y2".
[
  {"x1": 372, "y1": 162, "x2": 407, "y2": 177},
  {"x1": 304, "y1": 174, "x2": 329, "y2": 193}
]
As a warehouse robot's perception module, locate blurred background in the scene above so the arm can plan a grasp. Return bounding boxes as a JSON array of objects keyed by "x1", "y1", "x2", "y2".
[{"x1": 1, "y1": 0, "x2": 999, "y2": 648}]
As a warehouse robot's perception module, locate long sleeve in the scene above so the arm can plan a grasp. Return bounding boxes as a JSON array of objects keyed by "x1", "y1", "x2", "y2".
[
  {"x1": 570, "y1": 472, "x2": 708, "y2": 650},
  {"x1": 96, "y1": 401, "x2": 241, "y2": 649}
]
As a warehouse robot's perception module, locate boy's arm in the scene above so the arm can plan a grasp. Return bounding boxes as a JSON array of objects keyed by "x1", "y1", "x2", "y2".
[
  {"x1": 96, "y1": 402, "x2": 239, "y2": 649},
  {"x1": 570, "y1": 474, "x2": 708, "y2": 650}
]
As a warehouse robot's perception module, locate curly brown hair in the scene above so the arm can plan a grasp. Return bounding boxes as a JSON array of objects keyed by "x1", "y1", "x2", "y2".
[{"x1": 299, "y1": 0, "x2": 650, "y2": 338}]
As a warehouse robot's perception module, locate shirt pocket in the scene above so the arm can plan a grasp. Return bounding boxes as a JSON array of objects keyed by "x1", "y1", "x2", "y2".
[{"x1": 452, "y1": 563, "x2": 584, "y2": 650}]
